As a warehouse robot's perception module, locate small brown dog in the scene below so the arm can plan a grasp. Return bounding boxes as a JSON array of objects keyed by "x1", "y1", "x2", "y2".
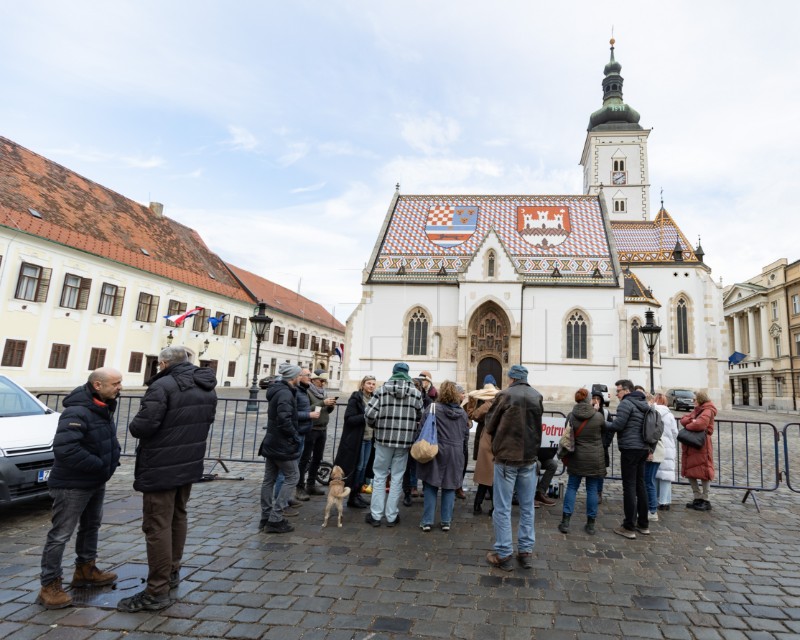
[{"x1": 322, "y1": 465, "x2": 351, "y2": 528}]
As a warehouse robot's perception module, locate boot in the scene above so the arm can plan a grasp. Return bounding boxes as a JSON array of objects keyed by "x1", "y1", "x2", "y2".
[
  {"x1": 36, "y1": 578, "x2": 72, "y2": 609},
  {"x1": 685, "y1": 498, "x2": 703, "y2": 509},
  {"x1": 72, "y1": 560, "x2": 117, "y2": 587},
  {"x1": 584, "y1": 517, "x2": 596, "y2": 535},
  {"x1": 295, "y1": 487, "x2": 310, "y2": 501},
  {"x1": 558, "y1": 514, "x2": 571, "y2": 533},
  {"x1": 473, "y1": 494, "x2": 483, "y2": 515},
  {"x1": 306, "y1": 483, "x2": 325, "y2": 496}
]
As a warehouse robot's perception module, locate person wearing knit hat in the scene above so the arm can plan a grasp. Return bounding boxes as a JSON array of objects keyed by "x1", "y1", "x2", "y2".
[
  {"x1": 507, "y1": 365, "x2": 528, "y2": 381},
  {"x1": 279, "y1": 362, "x2": 302, "y2": 380}
]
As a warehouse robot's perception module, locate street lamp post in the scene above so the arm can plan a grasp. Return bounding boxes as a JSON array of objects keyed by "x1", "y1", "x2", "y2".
[
  {"x1": 639, "y1": 309, "x2": 662, "y2": 395},
  {"x1": 247, "y1": 301, "x2": 273, "y2": 411}
]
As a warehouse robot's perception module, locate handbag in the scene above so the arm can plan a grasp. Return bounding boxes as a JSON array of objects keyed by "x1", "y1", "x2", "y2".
[
  {"x1": 677, "y1": 427, "x2": 706, "y2": 449},
  {"x1": 557, "y1": 417, "x2": 589, "y2": 462},
  {"x1": 410, "y1": 404, "x2": 439, "y2": 463}
]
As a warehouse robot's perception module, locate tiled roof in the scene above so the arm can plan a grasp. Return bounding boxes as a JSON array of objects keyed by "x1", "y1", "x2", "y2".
[
  {"x1": 623, "y1": 268, "x2": 661, "y2": 307},
  {"x1": 370, "y1": 195, "x2": 617, "y2": 285},
  {"x1": 611, "y1": 208, "x2": 699, "y2": 264},
  {"x1": 227, "y1": 264, "x2": 345, "y2": 334},
  {"x1": 0, "y1": 136, "x2": 250, "y2": 301}
]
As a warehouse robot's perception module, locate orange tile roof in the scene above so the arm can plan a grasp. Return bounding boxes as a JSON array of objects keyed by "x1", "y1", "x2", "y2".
[
  {"x1": 228, "y1": 264, "x2": 345, "y2": 334},
  {"x1": 0, "y1": 136, "x2": 252, "y2": 302}
]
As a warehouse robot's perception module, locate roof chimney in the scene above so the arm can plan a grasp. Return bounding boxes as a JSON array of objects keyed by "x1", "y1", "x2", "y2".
[{"x1": 149, "y1": 202, "x2": 164, "y2": 217}]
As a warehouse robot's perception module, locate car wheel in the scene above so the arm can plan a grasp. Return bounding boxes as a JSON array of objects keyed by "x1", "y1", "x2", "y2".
[{"x1": 316, "y1": 461, "x2": 333, "y2": 486}]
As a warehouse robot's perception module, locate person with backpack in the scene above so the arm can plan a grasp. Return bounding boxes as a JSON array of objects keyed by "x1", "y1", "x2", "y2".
[{"x1": 606, "y1": 379, "x2": 651, "y2": 539}]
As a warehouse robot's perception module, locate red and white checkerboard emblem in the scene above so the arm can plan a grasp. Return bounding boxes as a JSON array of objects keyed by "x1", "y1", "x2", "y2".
[{"x1": 425, "y1": 205, "x2": 478, "y2": 248}]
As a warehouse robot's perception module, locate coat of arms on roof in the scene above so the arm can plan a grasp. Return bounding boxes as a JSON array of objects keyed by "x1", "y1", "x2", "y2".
[
  {"x1": 424, "y1": 205, "x2": 478, "y2": 248},
  {"x1": 517, "y1": 205, "x2": 571, "y2": 248}
]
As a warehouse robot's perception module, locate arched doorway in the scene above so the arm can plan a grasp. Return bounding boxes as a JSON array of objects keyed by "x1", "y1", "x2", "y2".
[{"x1": 476, "y1": 357, "x2": 502, "y2": 390}]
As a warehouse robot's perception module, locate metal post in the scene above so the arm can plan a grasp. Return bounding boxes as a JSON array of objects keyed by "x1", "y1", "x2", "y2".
[{"x1": 246, "y1": 333, "x2": 262, "y2": 411}]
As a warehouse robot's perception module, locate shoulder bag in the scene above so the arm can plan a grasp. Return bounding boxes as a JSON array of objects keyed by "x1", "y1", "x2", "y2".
[
  {"x1": 411, "y1": 403, "x2": 439, "y2": 463},
  {"x1": 557, "y1": 417, "x2": 589, "y2": 463},
  {"x1": 677, "y1": 427, "x2": 706, "y2": 449}
]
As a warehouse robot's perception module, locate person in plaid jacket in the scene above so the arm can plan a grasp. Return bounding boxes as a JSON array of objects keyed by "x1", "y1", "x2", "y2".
[{"x1": 363, "y1": 362, "x2": 424, "y2": 527}]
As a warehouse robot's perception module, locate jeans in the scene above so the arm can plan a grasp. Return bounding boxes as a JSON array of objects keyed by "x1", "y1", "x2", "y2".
[
  {"x1": 41, "y1": 486, "x2": 106, "y2": 585},
  {"x1": 656, "y1": 478, "x2": 672, "y2": 505},
  {"x1": 261, "y1": 457, "x2": 300, "y2": 523},
  {"x1": 298, "y1": 430, "x2": 327, "y2": 488},
  {"x1": 142, "y1": 484, "x2": 192, "y2": 596},
  {"x1": 421, "y1": 482, "x2": 456, "y2": 526},
  {"x1": 536, "y1": 456, "x2": 558, "y2": 494},
  {"x1": 371, "y1": 444, "x2": 408, "y2": 523},
  {"x1": 275, "y1": 439, "x2": 304, "y2": 498},
  {"x1": 644, "y1": 461, "x2": 661, "y2": 513},
  {"x1": 355, "y1": 440, "x2": 372, "y2": 488},
  {"x1": 562, "y1": 474, "x2": 602, "y2": 519},
  {"x1": 492, "y1": 462, "x2": 536, "y2": 558},
  {"x1": 620, "y1": 449, "x2": 650, "y2": 530}
]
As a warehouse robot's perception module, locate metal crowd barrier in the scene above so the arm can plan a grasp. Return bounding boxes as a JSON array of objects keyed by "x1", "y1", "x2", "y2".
[{"x1": 783, "y1": 423, "x2": 800, "y2": 494}]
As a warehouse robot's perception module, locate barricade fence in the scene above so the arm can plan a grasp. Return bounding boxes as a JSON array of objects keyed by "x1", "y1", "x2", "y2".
[{"x1": 37, "y1": 393, "x2": 794, "y2": 499}]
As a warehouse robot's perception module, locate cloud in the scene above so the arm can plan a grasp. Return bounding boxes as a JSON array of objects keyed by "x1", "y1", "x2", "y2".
[
  {"x1": 379, "y1": 155, "x2": 503, "y2": 193},
  {"x1": 121, "y1": 155, "x2": 165, "y2": 169},
  {"x1": 318, "y1": 140, "x2": 378, "y2": 159},
  {"x1": 44, "y1": 145, "x2": 165, "y2": 170},
  {"x1": 225, "y1": 125, "x2": 259, "y2": 151},
  {"x1": 399, "y1": 112, "x2": 461, "y2": 155},
  {"x1": 277, "y1": 141, "x2": 310, "y2": 167},
  {"x1": 291, "y1": 182, "x2": 326, "y2": 194}
]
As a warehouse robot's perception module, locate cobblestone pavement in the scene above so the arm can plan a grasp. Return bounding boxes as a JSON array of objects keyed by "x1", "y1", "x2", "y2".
[{"x1": 2, "y1": 456, "x2": 800, "y2": 640}]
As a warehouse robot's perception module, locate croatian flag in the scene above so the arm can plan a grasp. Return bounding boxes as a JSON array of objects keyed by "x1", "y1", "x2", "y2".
[
  {"x1": 164, "y1": 306, "x2": 204, "y2": 326},
  {"x1": 334, "y1": 343, "x2": 344, "y2": 360}
]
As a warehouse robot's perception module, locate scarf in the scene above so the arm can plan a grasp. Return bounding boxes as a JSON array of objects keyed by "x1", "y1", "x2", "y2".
[
  {"x1": 307, "y1": 384, "x2": 326, "y2": 401},
  {"x1": 467, "y1": 383, "x2": 499, "y2": 401}
]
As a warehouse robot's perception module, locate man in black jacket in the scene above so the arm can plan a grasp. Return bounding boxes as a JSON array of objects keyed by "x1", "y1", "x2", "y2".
[
  {"x1": 37, "y1": 367, "x2": 122, "y2": 609},
  {"x1": 117, "y1": 347, "x2": 217, "y2": 612}
]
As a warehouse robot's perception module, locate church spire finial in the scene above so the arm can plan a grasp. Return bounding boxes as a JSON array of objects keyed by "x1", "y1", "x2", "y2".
[
  {"x1": 588, "y1": 37, "x2": 641, "y2": 131},
  {"x1": 660, "y1": 188, "x2": 664, "y2": 210}
]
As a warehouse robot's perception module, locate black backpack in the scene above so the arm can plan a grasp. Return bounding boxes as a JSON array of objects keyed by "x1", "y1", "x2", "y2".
[{"x1": 641, "y1": 405, "x2": 664, "y2": 447}]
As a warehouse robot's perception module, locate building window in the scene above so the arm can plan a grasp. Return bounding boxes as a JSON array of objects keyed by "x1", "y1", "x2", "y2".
[
  {"x1": 407, "y1": 309, "x2": 429, "y2": 356},
  {"x1": 1, "y1": 339, "x2": 26, "y2": 367},
  {"x1": 98, "y1": 283, "x2": 125, "y2": 316},
  {"x1": 566, "y1": 311, "x2": 587, "y2": 359},
  {"x1": 60, "y1": 274, "x2": 92, "y2": 309},
  {"x1": 299, "y1": 332, "x2": 309, "y2": 350},
  {"x1": 487, "y1": 251, "x2": 496, "y2": 278},
  {"x1": 677, "y1": 297, "x2": 689, "y2": 354},
  {"x1": 211, "y1": 312, "x2": 229, "y2": 336},
  {"x1": 631, "y1": 319, "x2": 640, "y2": 361},
  {"x1": 270, "y1": 358, "x2": 277, "y2": 375},
  {"x1": 227, "y1": 361, "x2": 236, "y2": 377},
  {"x1": 613, "y1": 159, "x2": 626, "y2": 172},
  {"x1": 310, "y1": 336, "x2": 319, "y2": 352},
  {"x1": 48, "y1": 344, "x2": 70, "y2": 369},
  {"x1": 129, "y1": 352, "x2": 144, "y2": 373},
  {"x1": 772, "y1": 300, "x2": 779, "y2": 320},
  {"x1": 165, "y1": 299, "x2": 187, "y2": 327},
  {"x1": 232, "y1": 316, "x2": 246, "y2": 339},
  {"x1": 88, "y1": 348, "x2": 106, "y2": 370},
  {"x1": 774, "y1": 336, "x2": 781, "y2": 358},
  {"x1": 613, "y1": 198, "x2": 627, "y2": 212},
  {"x1": 321, "y1": 339, "x2": 329, "y2": 353},
  {"x1": 288, "y1": 330, "x2": 298, "y2": 348},
  {"x1": 793, "y1": 294, "x2": 800, "y2": 315},
  {"x1": 15, "y1": 262, "x2": 52, "y2": 302},
  {"x1": 776, "y1": 377, "x2": 784, "y2": 396},
  {"x1": 796, "y1": 333, "x2": 800, "y2": 356},
  {"x1": 273, "y1": 326, "x2": 285, "y2": 345},
  {"x1": 136, "y1": 292, "x2": 160, "y2": 323},
  {"x1": 191, "y1": 307, "x2": 211, "y2": 332}
]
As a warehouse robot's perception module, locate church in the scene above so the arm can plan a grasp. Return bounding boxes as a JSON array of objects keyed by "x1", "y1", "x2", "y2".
[{"x1": 345, "y1": 40, "x2": 728, "y2": 406}]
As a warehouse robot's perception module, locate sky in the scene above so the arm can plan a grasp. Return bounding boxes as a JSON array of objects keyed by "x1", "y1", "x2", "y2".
[{"x1": 1, "y1": 1, "x2": 798, "y2": 323}]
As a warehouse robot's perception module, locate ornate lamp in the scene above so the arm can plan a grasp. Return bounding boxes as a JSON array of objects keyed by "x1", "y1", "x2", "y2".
[
  {"x1": 247, "y1": 302, "x2": 273, "y2": 411},
  {"x1": 639, "y1": 309, "x2": 662, "y2": 394}
]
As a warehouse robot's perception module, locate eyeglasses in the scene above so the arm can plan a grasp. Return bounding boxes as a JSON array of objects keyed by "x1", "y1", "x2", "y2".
[{"x1": 615, "y1": 389, "x2": 624, "y2": 395}]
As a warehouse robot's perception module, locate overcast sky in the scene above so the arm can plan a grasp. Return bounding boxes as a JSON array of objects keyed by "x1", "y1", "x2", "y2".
[{"x1": 2, "y1": 1, "x2": 797, "y2": 322}]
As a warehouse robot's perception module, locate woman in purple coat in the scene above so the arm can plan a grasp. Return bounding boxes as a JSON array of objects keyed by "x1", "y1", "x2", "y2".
[{"x1": 416, "y1": 381, "x2": 469, "y2": 532}]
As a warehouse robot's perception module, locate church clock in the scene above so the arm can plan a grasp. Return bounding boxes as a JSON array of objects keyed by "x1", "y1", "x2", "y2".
[{"x1": 612, "y1": 171, "x2": 626, "y2": 185}]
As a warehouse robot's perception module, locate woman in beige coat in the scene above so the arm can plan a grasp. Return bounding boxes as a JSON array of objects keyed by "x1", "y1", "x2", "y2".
[{"x1": 467, "y1": 376, "x2": 499, "y2": 514}]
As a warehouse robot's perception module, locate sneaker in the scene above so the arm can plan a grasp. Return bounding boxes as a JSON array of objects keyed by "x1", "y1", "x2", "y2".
[
  {"x1": 282, "y1": 507, "x2": 300, "y2": 517},
  {"x1": 649, "y1": 511, "x2": 658, "y2": 522},
  {"x1": 365, "y1": 513, "x2": 381, "y2": 527},
  {"x1": 441, "y1": 523, "x2": 450, "y2": 532},
  {"x1": 516, "y1": 552, "x2": 533, "y2": 570},
  {"x1": 613, "y1": 526, "x2": 636, "y2": 540},
  {"x1": 169, "y1": 571, "x2": 180, "y2": 589},
  {"x1": 265, "y1": 519, "x2": 294, "y2": 534},
  {"x1": 116, "y1": 589, "x2": 172, "y2": 613},
  {"x1": 420, "y1": 523, "x2": 432, "y2": 532},
  {"x1": 295, "y1": 487, "x2": 310, "y2": 501},
  {"x1": 287, "y1": 498, "x2": 302, "y2": 508},
  {"x1": 534, "y1": 491, "x2": 557, "y2": 506},
  {"x1": 486, "y1": 552, "x2": 513, "y2": 572},
  {"x1": 386, "y1": 515, "x2": 400, "y2": 527},
  {"x1": 635, "y1": 526, "x2": 651, "y2": 535}
]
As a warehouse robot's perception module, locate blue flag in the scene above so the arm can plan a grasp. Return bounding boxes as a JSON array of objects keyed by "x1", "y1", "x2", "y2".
[
  {"x1": 208, "y1": 314, "x2": 228, "y2": 329},
  {"x1": 728, "y1": 351, "x2": 746, "y2": 365}
]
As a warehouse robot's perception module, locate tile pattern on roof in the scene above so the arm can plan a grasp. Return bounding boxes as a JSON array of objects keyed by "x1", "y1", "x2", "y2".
[
  {"x1": 623, "y1": 269, "x2": 661, "y2": 307},
  {"x1": 371, "y1": 195, "x2": 615, "y2": 285},
  {"x1": 611, "y1": 208, "x2": 698, "y2": 264},
  {"x1": 0, "y1": 136, "x2": 246, "y2": 299}
]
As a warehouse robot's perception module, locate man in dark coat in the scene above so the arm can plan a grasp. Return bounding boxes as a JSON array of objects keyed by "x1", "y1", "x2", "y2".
[
  {"x1": 259, "y1": 362, "x2": 303, "y2": 534},
  {"x1": 37, "y1": 368, "x2": 122, "y2": 610},
  {"x1": 606, "y1": 378, "x2": 651, "y2": 539},
  {"x1": 117, "y1": 347, "x2": 217, "y2": 612}
]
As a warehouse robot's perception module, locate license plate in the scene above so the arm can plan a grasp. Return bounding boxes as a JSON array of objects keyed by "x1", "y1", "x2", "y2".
[{"x1": 37, "y1": 469, "x2": 51, "y2": 483}]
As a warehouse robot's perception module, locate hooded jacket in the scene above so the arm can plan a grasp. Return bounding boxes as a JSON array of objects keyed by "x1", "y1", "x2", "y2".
[
  {"x1": 655, "y1": 404, "x2": 679, "y2": 481},
  {"x1": 563, "y1": 399, "x2": 606, "y2": 478},
  {"x1": 48, "y1": 383, "x2": 121, "y2": 489},
  {"x1": 484, "y1": 380, "x2": 543, "y2": 466},
  {"x1": 129, "y1": 362, "x2": 217, "y2": 492},
  {"x1": 262, "y1": 379, "x2": 302, "y2": 461},
  {"x1": 364, "y1": 378, "x2": 423, "y2": 447},
  {"x1": 416, "y1": 402, "x2": 469, "y2": 490},
  {"x1": 606, "y1": 390, "x2": 649, "y2": 450}
]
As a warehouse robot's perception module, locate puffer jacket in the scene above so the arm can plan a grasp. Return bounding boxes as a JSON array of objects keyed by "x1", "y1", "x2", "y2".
[
  {"x1": 365, "y1": 378, "x2": 424, "y2": 447},
  {"x1": 48, "y1": 383, "x2": 121, "y2": 489},
  {"x1": 296, "y1": 382, "x2": 314, "y2": 436},
  {"x1": 484, "y1": 380, "x2": 543, "y2": 466},
  {"x1": 655, "y1": 404, "x2": 679, "y2": 481},
  {"x1": 606, "y1": 390, "x2": 649, "y2": 450},
  {"x1": 564, "y1": 399, "x2": 606, "y2": 478},
  {"x1": 680, "y1": 401, "x2": 717, "y2": 481},
  {"x1": 262, "y1": 379, "x2": 302, "y2": 461},
  {"x1": 129, "y1": 362, "x2": 217, "y2": 492},
  {"x1": 416, "y1": 403, "x2": 469, "y2": 490}
]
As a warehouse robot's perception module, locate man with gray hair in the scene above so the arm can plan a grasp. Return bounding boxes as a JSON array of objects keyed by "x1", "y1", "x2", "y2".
[{"x1": 117, "y1": 346, "x2": 217, "y2": 612}]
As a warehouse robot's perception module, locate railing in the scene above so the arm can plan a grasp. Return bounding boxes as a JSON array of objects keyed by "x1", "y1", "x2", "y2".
[{"x1": 783, "y1": 423, "x2": 800, "y2": 494}]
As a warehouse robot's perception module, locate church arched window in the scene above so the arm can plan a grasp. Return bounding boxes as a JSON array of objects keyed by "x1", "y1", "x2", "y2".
[
  {"x1": 407, "y1": 308, "x2": 428, "y2": 356},
  {"x1": 487, "y1": 251, "x2": 495, "y2": 278},
  {"x1": 677, "y1": 298, "x2": 689, "y2": 354},
  {"x1": 566, "y1": 311, "x2": 588, "y2": 360},
  {"x1": 631, "y1": 319, "x2": 640, "y2": 361}
]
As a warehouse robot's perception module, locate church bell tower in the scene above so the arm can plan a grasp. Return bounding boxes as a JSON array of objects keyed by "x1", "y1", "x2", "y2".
[{"x1": 580, "y1": 39, "x2": 652, "y2": 221}]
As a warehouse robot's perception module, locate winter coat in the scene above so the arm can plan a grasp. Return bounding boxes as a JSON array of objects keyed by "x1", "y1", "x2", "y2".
[
  {"x1": 334, "y1": 390, "x2": 370, "y2": 490},
  {"x1": 308, "y1": 385, "x2": 334, "y2": 431},
  {"x1": 472, "y1": 399, "x2": 496, "y2": 486},
  {"x1": 129, "y1": 362, "x2": 217, "y2": 492},
  {"x1": 262, "y1": 380, "x2": 302, "y2": 461},
  {"x1": 655, "y1": 404, "x2": 679, "y2": 481},
  {"x1": 680, "y1": 401, "x2": 717, "y2": 481},
  {"x1": 364, "y1": 378, "x2": 424, "y2": 447},
  {"x1": 564, "y1": 399, "x2": 607, "y2": 478},
  {"x1": 296, "y1": 382, "x2": 314, "y2": 436},
  {"x1": 48, "y1": 383, "x2": 121, "y2": 490},
  {"x1": 416, "y1": 403, "x2": 469, "y2": 490},
  {"x1": 606, "y1": 390, "x2": 650, "y2": 451},
  {"x1": 484, "y1": 380, "x2": 543, "y2": 466}
]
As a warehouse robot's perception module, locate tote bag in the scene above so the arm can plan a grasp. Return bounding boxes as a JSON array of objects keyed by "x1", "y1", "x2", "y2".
[{"x1": 410, "y1": 404, "x2": 439, "y2": 463}]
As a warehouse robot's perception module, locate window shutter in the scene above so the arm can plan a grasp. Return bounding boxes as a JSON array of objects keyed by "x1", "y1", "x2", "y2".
[
  {"x1": 112, "y1": 286, "x2": 126, "y2": 316},
  {"x1": 35, "y1": 267, "x2": 52, "y2": 303},
  {"x1": 77, "y1": 278, "x2": 92, "y2": 310},
  {"x1": 148, "y1": 295, "x2": 160, "y2": 322}
]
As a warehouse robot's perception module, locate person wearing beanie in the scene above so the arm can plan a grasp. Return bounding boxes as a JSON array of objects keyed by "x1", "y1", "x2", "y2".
[{"x1": 484, "y1": 364, "x2": 543, "y2": 572}]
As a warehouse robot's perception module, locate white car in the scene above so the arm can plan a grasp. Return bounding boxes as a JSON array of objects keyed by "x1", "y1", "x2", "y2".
[
  {"x1": 0, "y1": 375, "x2": 60, "y2": 506},
  {"x1": 588, "y1": 383, "x2": 611, "y2": 405}
]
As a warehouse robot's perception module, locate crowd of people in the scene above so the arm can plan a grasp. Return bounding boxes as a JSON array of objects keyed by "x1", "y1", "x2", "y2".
[{"x1": 36, "y1": 356, "x2": 719, "y2": 612}]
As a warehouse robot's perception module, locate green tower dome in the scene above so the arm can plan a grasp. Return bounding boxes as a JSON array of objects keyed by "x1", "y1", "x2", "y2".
[{"x1": 588, "y1": 39, "x2": 642, "y2": 131}]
